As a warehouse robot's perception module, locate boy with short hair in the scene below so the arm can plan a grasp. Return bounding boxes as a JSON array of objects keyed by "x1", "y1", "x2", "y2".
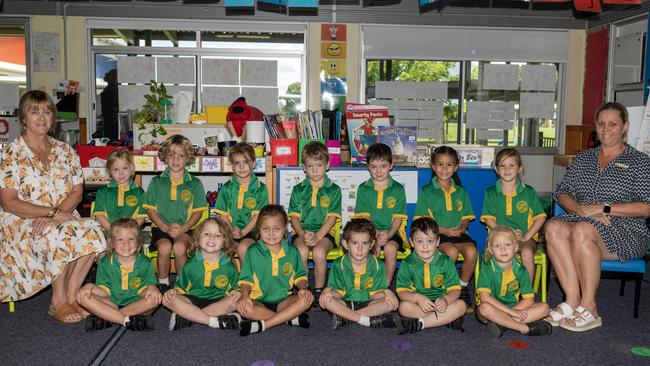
[
  {"x1": 289, "y1": 141, "x2": 342, "y2": 302},
  {"x1": 214, "y1": 142, "x2": 269, "y2": 262},
  {"x1": 397, "y1": 217, "x2": 467, "y2": 334},
  {"x1": 354, "y1": 143, "x2": 407, "y2": 286}
]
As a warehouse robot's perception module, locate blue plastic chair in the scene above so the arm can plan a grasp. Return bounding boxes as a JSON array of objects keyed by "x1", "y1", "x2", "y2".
[{"x1": 553, "y1": 202, "x2": 648, "y2": 318}]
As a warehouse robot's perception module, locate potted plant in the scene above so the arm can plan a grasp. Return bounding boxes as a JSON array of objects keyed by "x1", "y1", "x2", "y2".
[{"x1": 133, "y1": 80, "x2": 170, "y2": 149}]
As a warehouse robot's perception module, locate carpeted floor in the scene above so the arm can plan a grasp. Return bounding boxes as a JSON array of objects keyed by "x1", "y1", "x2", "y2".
[{"x1": 1, "y1": 277, "x2": 649, "y2": 366}]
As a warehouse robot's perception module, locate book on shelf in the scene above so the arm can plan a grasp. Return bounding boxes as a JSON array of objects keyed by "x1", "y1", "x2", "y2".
[
  {"x1": 377, "y1": 125, "x2": 418, "y2": 166},
  {"x1": 344, "y1": 103, "x2": 390, "y2": 164}
]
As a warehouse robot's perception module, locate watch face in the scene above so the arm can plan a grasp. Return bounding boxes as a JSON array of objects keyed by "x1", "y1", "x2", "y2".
[{"x1": 603, "y1": 205, "x2": 611, "y2": 214}]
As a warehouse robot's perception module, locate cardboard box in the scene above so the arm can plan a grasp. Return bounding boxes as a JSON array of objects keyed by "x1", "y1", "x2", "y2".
[{"x1": 270, "y1": 139, "x2": 298, "y2": 166}]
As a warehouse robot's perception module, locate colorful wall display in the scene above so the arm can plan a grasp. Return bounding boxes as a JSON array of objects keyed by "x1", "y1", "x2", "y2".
[{"x1": 320, "y1": 24, "x2": 347, "y2": 112}]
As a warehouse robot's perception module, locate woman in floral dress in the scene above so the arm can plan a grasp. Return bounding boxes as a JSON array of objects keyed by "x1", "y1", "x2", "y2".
[{"x1": 0, "y1": 90, "x2": 106, "y2": 323}]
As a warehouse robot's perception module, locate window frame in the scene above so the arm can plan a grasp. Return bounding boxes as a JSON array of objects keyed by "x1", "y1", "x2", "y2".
[{"x1": 0, "y1": 16, "x2": 31, "y2": 93}]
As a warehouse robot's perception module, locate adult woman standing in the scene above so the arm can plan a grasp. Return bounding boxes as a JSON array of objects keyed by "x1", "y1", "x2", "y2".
[
  {"x1": 0, "y1": 90, "x2": 106, "y2": 323},
  {"x1": 545, "y1": 102, "x2": 650, "y2": 331}
]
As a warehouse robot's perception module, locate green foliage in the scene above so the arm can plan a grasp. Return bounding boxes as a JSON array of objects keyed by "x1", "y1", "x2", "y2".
[
  {"x1": 133, "y1": 80, "x2": 169, "y2": 137},
  {"x1": 366, "y1": 60, "x2": 457, "y2": 86}
]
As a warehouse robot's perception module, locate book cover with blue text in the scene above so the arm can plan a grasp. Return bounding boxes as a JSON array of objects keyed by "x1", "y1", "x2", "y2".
[{"x1": 377, "y1": 125, "x2": 418, "y2": 166}]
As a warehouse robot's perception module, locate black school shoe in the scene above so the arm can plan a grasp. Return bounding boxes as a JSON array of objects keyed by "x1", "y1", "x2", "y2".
[
  {"x1": 239, "y1": 319, "x2": 264, "y2": 337},
  {"x1": 168, "y1": 313, "x2": 193, "y2": 331},
  {"x1": 487, "y1": 321, "x2": 507, "y2": 338},
  {"x1": 157, "y1": 283, "x2": 170, "y2": 294},
  {"x1": 526, "y1": 320, "x2": 552, "y2": 336},
  {"x1": 446, "y1": 315, "x2": 465, "y2": 332},
  {"x1": 399, "y1": 317, "x2": 423, "y2": 335},
  {"x1": 331, "y1": 313, "x2": 351, "y2": 330},
  {"x1": 460, "y1": 287, "x2": 473, "y2": 309},
  {"x1": 287, "y1": 313, "x2": 310, "y2": 328},
  {"x1": 370, "y1": 311, "x2": 401, "y2": 329},
  {"x1": 218, "y1": 314, "x2": 241, "y2": 330},
  {"x1": 126, "y1": 315, "x2": 155, "y2": 331},
  {"x1": 84, "y1": 315, "x2": 113, "y2": 333},
  {"x1": 312, "y1": 288, "x2": 323, "y2": 310}
]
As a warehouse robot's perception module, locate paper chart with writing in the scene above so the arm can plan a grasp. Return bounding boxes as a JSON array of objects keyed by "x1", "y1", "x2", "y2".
[
  {"x1": 466, "y1": 101, "x2": 516, "y2": 129},
  {"x1": 118, "y1": 85, "x2": 149, "y2": 111},
  {"x1": 0, "y1": 84, "x2": 20, "y2": 110},
  {"x1": 240, "y1": 60, "x2": 277, "y2": 87},
  {"x1": 241, "y1": 87, "x2": 279, "y2": 114},
  {"x1": 202, "y1": 86, "x2": 240, "y2": 107},
  {"x1": 375, "y1": 81, "x2": 448, "y2": 100},
  {"x1": 482, "y1": 64, "x2": 519, "y2": 91},
  {"x1": 117, "y1": 56, "x2": 155, "y2": 84},
  {"x1": 157, "y1": 57, "x2": 195, "y2": 85},
  {"x1": 33, "y1": 32, "x2": 60, "y2": 72},
  {"x1": 519, "y1": 92, "x2": 555, "y2": 119},
  {"x1": 521, "y1": 65, "x2": 556, "y2": 91},
  {"x1": 202, "y1": 58, "x2": 239, "y2": 85}
]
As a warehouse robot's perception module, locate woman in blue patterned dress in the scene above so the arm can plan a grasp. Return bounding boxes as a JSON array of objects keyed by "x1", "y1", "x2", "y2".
[{"x1": 545, "y1": 102, "x2": 650, "y2": 332}]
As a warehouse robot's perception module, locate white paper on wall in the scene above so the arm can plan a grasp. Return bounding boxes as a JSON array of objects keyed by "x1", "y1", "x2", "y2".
[
  {"x1": 201, "y1": 86, "x2": 240, "y2": 107},
  {"x1": 33, "y1": 32, "x2": 60, "y2": 72},
  {"x1": 521, "y1": 65, "x2": 556, "y2": 92},
  {"x1": 157, "y1": 57, "x2": 195, "y2": 85},
  {"x1": 375, "y1": 81, "x2": 448, "y2": 100},
  {"x1": 627, "y1": 106, "x2": 644, "y2": 150},
  {"x1": 483, "y1": 64, "x2": 519, "y2": 91},
  {"x1": 241, "y1": 60, "x2": 277, "y2": 87},
  {"x1": 117, "y1": 56, "x2": 155, "y2": 84},
  {"x1": 466, "y1": 101, "x2": 516, "y2": 129},
  {"x1": 519, "y1": 92, "x2": 555, "y2": 119},
  {"x1": 419, "y1": 101, "x2": 445, "y2": 120},
  {"x1": 118, "y1": 85, "x2": 149, "y2": 111},
  {"x1": 0, "y1": 84, "x2": 20, "y2": 110},
  {"x1": 202, "y1": 58, "x2": 239, "y2": 85},
  {"x1": 476, "y1": 129, "x2": 505, "y2": 140},
  {"x1": 418, "y1": 119, "x2": 444, "y2": 139},
  {"x1": 392, "y1": 109, "x2": 419, "y2": 119},
  {"x1": 241, "y1": 87, "x2": 278, "y2": 114},
  {"x1": 395, "y1": 118, "x2": 419, "y2": 126}
]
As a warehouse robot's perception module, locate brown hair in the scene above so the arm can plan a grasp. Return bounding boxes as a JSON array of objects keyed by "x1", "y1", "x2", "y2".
[
  {"x1": 483, "y1": 225, "x2": 519, "y2": 262},
  {"x1": 256, "y1": 204, "x2": 288, "y2": 231},
  {"x1": 409, "y1": 217, "x2": 439, "y2": 240},
  {"x1": 17, "y1": 90, "x2": 57, "y2": 131},
  {"x1": 159, "y1": 134, "x2": 195, "y2": 165},
  {"x1": 431, "y1": 145, "x2": 462, "y2": 186},
  {"x1": 106, "y1": 148, "x2": 135, "y2": 173},
  {"x1": 301, "y1": 141, "x2": 329, "y2": 163},
  {"x1": 595, "y1": 102, "x2": 629, "y2": 124},
  {"x1": 228, "y1": 142, "x2": 256, "y2": 164},
  {"x1": 493, "y1": 148, "x2": 524, "y2": 178},
  {"x1": 366, "y1": 143, "x2": 393, "y2": 165},
  {"x1": 107, "y1": 218, "x2": 143, "y2": 256},
  {"x1": 188, "y1": 217, "x2": 236, "y2": 260},
  {"x1": 342, "y1": 218, "x2": 377, "y2": 254}
]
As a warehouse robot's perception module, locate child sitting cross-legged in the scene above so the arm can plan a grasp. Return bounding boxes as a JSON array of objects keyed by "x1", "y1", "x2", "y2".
[
  {"x1": 397, "y1": 217, "x2": 467, "y2": 334},
  {"x1": 319, "y1": 218, "x2": 400, "y2": 330}
]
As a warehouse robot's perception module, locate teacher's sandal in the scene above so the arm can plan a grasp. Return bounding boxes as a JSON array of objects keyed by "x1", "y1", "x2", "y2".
[{"x1": 559, "y1": 306, "x2": 603, "y2": 332}]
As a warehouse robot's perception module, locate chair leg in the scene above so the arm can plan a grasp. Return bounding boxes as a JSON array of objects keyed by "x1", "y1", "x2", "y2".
[
  {"x1": 541, "y1": 259, "x2": 547, "y2": 303},
  {"x1": 634, "y1": 278, "x2": 641, "y2": 319},
  {"x1": 9, "y1": 301, "x2": 15, "y2": 313},
  {"x1": 619, "y1": 280, "x2": 626, "y2": 297}
]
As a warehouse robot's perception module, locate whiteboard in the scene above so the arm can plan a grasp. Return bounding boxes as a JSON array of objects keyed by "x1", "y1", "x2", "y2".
[{"x1": 276, "y1": 168, "x2": 419, "y2": 227}]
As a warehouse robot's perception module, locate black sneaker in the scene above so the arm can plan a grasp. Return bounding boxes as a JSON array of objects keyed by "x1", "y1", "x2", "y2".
[
  {"x1": 487, "y1": 321, "x2": 507, "y2": 338},
  {"x1": 312, "y1": 288, "x2": 323, "y2": 310},
  {"x1": 157, "y1": 283, "x2": 170, "y2": 293},
  {"x1": 217, "y1": 314, "x2": 241, "y2": 330},
  {"x1": 239, "y1": 319, "x2": 263, "y2": 337},
  {"x1": 446, "y1": 316, "x2": 465, "y2": 332},
  {"x1": 475, "y1": 311, "x2": 489, "y2": 325},
  {"x1": 460, "y1": 286, "x2": 472, "y2": 308},
  {"x1": 331, "y1": 313, "x2": 351, "y2": 330},
  {"x1": 168, "y1": 313, "x2": 193, "y2": 331},
  {"x1": 370, "y1": 311, "x2": 400, "y2": 329},
  {"x1": 526, "y1": 320, "x2": 552, "y2": 336},
  {"x1": 291, "y1": 313, "x2": 310, "y2": 329},
  {"x1": 84, "y1": 315, "x2": 113, "y2": 333},
  {"x1": 399, "y1": 317, "x2": 423, "y2": 335},
  {"x1": 126, "y1": 315, "x2": 155, "y2": 331}
]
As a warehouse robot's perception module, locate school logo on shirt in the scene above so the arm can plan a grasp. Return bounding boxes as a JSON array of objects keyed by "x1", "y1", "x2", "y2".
[
  {"x1": 320, "y1": 195, "x2": 330, "y2": 208},
  {"x1": 215, "y1": 275, "x2": 229, "y2": 289},
  {"x1": 516, "y1": 201, "x2": 528, "y2": 214},
  {"x1": 507, "y1": 280, "x2": 519, "y2": 293},
  {"x1": 282, "y1": 262, "x2": 293, "y2": 276},
  {"x1": 364, "y1": 277, "x2": 374, "y2": 289},
  {"x1": 125, "y1": 195, "x2": 138, "y2": 207},
  {"x1": 455, "y1": 199, "x2": 464, "y2": 212},
  {"x1": 180, "y1": 189, "x2": 192, "y2": 202},
  {"x1": 386, "y1": 196, "x2": 396, "y2": 209},
  {"x1": 433, "y1": 274, "x2": 445, "y2": 288},
  {"x1": 245, "y1": 197, "x2": 257, "y2": 210},
  {"x1": 130, "y1": 277, "x2": 141, "y2": 289}
]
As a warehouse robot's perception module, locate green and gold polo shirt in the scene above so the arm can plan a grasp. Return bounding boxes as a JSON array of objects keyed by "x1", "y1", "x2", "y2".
[
  {"x1": 214, "y1": 175, "x2": 268, "y2": 230},
  {"x1": 175, "y1": 251, "x2": 239, "y2": 300},
  {"x1": 92, "y1": 179, "x2": 146, "y2": 223},
  {"x1": 354, "y1": 177, "x2": 407, "y2": 244},
  {"x1": 396, "y1": 250, "x2": 461, "y2": 301},
  {"x1": 480, "y1": 179, "x2": 546, "y2": 239},
  {"x1": 288, "y1": 176, "x2": 342, "y2": 233},
  {"x1": 95, "y1": 252, "x2": 157, "y2": 307},
  {"x1": 327, "y1": 255, "x2": 387, "y2": 302},
  {"x1": 477, "y1": 256, "x2": 534, "y2": 308},
  {"x1": 238, "y1": 240, "x2": 308, "y2": 304},
  {"x1": 414, "y1": 178, "x2": 475, "y2": 228},
  {"x1": 142, "y1": 169, "x2": 208, "y2": 226}
]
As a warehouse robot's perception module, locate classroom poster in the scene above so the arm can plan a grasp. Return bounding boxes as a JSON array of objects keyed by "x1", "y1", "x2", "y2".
[{"x1": 321, "y1": 24, "x2": 347, "y2": 113}]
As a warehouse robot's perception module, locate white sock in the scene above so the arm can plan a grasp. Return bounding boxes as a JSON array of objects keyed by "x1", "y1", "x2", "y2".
[
  {"x1": 122, "y1": 316, "x2": 130, "y2": 326},
  {"x1": 158, "y1": 277, "x2": 170, "y2": 285},
  {"x1": 460, "y1": 281, "x2": 468, "y2": 287},
  {"x1": 208, "y1": 316, "x2": 219, "y2": 328},
  {"x1": 289, "y1": 317, "x2": 301, "y2": 326},
  {"x1": 418, "y1": 318, "x2": 425, "y2": 327},
  {"x1": 249, "y1": 320, "x2": 265, "y2": 333},
  {"x1": 358, "y1": 316, "x2": 370, "y2": 327}
]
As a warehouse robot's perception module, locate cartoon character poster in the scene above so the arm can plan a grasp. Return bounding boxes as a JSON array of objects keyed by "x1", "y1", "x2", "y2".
[{"x1": 345, "y1": 103, "x2": 390, "y2": 164}]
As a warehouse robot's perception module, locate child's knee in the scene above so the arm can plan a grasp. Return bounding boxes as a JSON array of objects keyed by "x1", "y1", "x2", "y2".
[
  {"x1": 464, "y1": 244, "x2": 478, "y2": 258},
  {"x1": 172, "y1": 244, "x2": 187, "y2": 257},
  {"x1": 157, "y1": 241, "x2": 172, "y2": 253}
]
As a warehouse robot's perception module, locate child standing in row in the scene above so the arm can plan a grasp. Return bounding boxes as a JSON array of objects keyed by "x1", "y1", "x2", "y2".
[
  {"x1": 397, "y1": 217, "x2": 466, "y2": 334},
  {"x1": 354, "y1": 143, "x2": 408, "y2": 286},
  {"x1": 414, "y1": 146, "x2": 477, "y2": 307},
  {"x1": 214, "y1": 143, "x2": 268, "y2": 262},
  {"x1": 77, "y1": 218, "x2": 160, "y2": 332},
  {"x1": 92, "y1": 148, "x2": 146, "y2": 230},
  {"x1": 476, "y1": 226, "x2": 551, "y2": 337},
  {"x1": 163, "y1": 218, "x2": 241, "y2": 331},
  {"x1": 319, "y1": 218, "x2": 400, "y2": 330},
  {"x1": 481, "y1": 148, "x2": 546, "y2": 283},
  {"x1": 236, "y1": 205, "x2": 313, "y2": 336},
  {"x1": 289, "y1": 141, "x2": 342, "y2": 301},
  {"x1": 143, "y1": 135, "x2": 208, "y2": 291}
]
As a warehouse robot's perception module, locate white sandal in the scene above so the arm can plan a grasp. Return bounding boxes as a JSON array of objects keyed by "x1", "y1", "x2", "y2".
[
  {"x1": 547, "y1": 302, "x2": 573, "y2": 326},
  {"x1": 560, "y1": 306, "x2": 603, "y2": 332}
]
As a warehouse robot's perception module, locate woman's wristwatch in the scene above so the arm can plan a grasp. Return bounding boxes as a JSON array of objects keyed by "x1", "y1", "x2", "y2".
[{"x1": 603, "y1": 204, "x2": 611, "y2": 216}]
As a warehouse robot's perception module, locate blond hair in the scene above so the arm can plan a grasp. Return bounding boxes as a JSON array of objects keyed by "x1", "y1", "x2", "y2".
[
  {"x1": 159, "y1": 134, "x2": 195, "y2": 165},
  {"x1": 107, "y1": 218, "x2": 143, "y2": 256},
  {"x1": 493, "y1": 148, "x2": 524, "y2": 178},
  {"x1": 188, "y1": 217, "x2": 236, "y2": 260},
  {"x1": 228, "y1": 142, "x2": 256, "y2": 164},
  {"x1": 106, "y1": 148, "x2": 135, "y2": 175},
  {"x1": 483, "y1": 225, "x2": 519, "y2": 262}
]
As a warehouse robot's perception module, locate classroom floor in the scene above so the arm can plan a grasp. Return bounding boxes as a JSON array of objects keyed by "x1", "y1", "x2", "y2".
[{"x1": 1, "y1": 275, "x2": 649, "y2": 366}]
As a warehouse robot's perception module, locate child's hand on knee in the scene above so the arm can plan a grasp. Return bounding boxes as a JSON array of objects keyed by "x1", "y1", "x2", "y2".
[
  {"x1": 417, "y1": 294, "x2": 435, "y2": 313},
  {"x1": 298, "y1": 289, "x2": 314, "y2": 305},
  {"x1": 236, "y1": 296, "x2": 253, "y2": 314},
  {"x1": 509, "y1": 309, "x2": 527, "y2": 323},
  {"x1": 433, "y1": 297, "x2": 448, "y2": 313},
  {"x1": 304, "y1": 232, "x2": 315, "y2": 246},
  {"x1": 231, "y1": 228, "x2": 242, "y2": 239},
  {"x1": 169, "y1": 224, "x2": 181, "y2": 238},
  {"x1": 319, "y1": 288, "x2": 333, "y2": 309},
  {"x1": 228, "y1": 290, "x2": 241, "y2": 302},
  {"x1": 384, "y1": 290, "x2": 398, "y2": 310},
  {"x1": 162, "y1": 288, "x2": 177, "y2": 306},
  {"x1": 144, "y1": 285, "x2": 162, "y2": 304}
]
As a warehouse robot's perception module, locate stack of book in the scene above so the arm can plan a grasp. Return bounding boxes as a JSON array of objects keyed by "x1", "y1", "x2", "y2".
[{"x1": 263, "y1": 115, "x2": 297, "y2": 139}]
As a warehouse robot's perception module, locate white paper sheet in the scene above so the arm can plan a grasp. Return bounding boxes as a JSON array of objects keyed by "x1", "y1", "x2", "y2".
[
  {"x1": 466, "y1": 101, "x2": 516, "y2": 129},
  {"x1": 521, "y1": 65, "x2": 557, "y2": 91},
  {"x1": 201, "y1": 86, "x2": 240, "y2": 107},
  {"x1": 519, "y1": 92, "x2": 555, "y2": 119},
  {"x1": 118, "y1": 85, "x2": 149, "y2": 111},
  {"x1": 33, "y1": 32, "x2": 60, "y2": 72},
  {"x1": 202, "y1": 58, "x2": 239, "y2": 85},
  {"x1": 476, "y1": 129, "x2": 505, "y2": 140},
  {"x1": 0, "y1": 84, "x2": 20, "y2": 110},
  {"x1": 627, "y1": 106, "x2": 644, "y2": 149},
  {"x1": 240, "y1": 60, "x2": 277, "y2": 87},
  {"x1": 117, "y1": 56, "x2": 155, "y2": 84},
  {"x1": 483, "y1": 64, "x2": 519, "y2": 91},
  {"x1": 156, "y1": 57, "x2": 195, "y2": 85},
  {"x1": 241, "y1": 87, "x2": 279, "y2": 114},
  {"x1": 375, "y1": 81, "x2": 448, "y2": 100},
  {"x1": 418, "y1": 121, "x2": 443, "y2": 139}
]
